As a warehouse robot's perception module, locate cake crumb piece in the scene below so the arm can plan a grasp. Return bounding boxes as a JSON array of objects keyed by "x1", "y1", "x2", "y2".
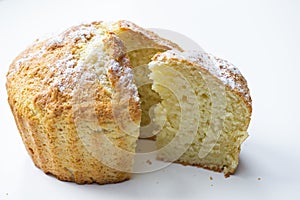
[
  {"x1": 210, "y1": 184, "x2": 213, "y2": 187},
  {"x1": 209, "y1": 176, "x2": 213, "y2": 181},
  {"x1": 146, "y1": 160, "x2": 152, "y2": 165},
  {"x1": 258, "y1": 177, "x2": 261, "y2": 181}
]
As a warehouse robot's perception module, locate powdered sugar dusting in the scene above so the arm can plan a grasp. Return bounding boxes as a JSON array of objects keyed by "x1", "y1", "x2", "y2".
[
  {"x1": 69, "y1": 26, "x2": 96, "y2": 43},
  {"x1": 44, "y1": 24, "x2": 104, "y2": 93},
  {"x1": 46, "y1": 36, "x2": 64, "y2": 49},
  {"x1": 11, "y1": 21, "x2": 139, "y2": 103},
  {"x1": 153, "y1": 50, "x2": 251, "y2": 105},
  {"x1": 15, "y1": 49, "x2": 46, "y2": 69},
  {"x1": 109, "y1": 59, "x2": 140, "y2": 102}
]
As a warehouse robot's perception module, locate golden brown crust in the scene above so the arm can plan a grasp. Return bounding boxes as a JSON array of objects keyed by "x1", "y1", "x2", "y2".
[
  {"x1": 158, "y1": 156, "x2": 235, "y2": 178},
  {"x1": 175, "y1": 161, "x2": 233, "y2": 178},
  {"x1": 6, "y1": 21, "x2": 140, "y2": 184},
  {"x1": 109, "y1": 20, "x2": 183, "y2": 52}
]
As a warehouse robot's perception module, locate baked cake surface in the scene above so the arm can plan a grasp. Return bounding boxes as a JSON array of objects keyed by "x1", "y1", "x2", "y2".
[
  {"x1": 6, "y1": 22, "x2": 141, "y2": 184},
  {"x1": 6, "y1": 20, "x2": 182, "y2": 184}
]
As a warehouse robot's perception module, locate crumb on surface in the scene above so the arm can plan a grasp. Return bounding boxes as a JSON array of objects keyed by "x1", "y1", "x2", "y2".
[
  {"x1": 258, "y1": 177, "x2": 261, "y2": 181},
  {"x1": 210, "y1": 184, "x2": 213, "y2": 187},
  {"x1": 209, "y1": 176, "x2": 213, "y2": 181},
  {"x1": 146, "y1": 160, "x2": 152, "y2": 165}
]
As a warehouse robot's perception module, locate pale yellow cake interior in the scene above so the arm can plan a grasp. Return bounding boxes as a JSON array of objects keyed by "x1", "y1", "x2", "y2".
[
  {"x1": 116, "y1": 30, "x2": 251, "y2": 175},
  {"x1": 147, "y1": 59, "x2": 250, "y2": 175}
]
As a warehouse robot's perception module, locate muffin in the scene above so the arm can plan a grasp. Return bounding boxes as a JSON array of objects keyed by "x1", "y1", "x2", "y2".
[{"x1": 6, "y1": 20, "x2": 181, "y2": 184}]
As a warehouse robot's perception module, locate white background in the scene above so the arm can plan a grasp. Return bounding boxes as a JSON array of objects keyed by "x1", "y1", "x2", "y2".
[{"x1": 1, "y1": 0, "x2": 300, "y2": 199}]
